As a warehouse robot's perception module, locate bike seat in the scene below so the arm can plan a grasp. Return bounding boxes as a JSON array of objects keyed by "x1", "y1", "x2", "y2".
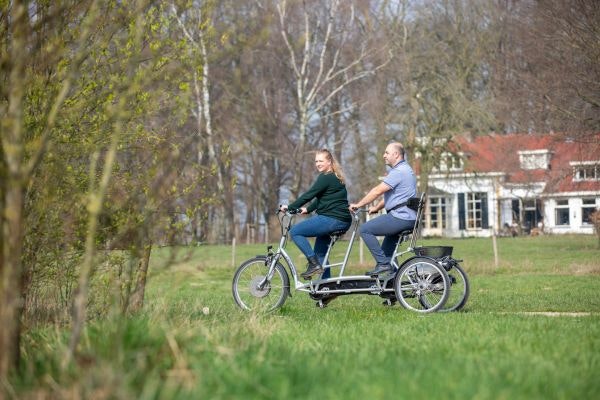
[
  {"x1": 398, "y1": 228, "x2": 413, "y2": 236},
  {"x1": 329, "y1": 229, "x2": 348, "y2": 238}
]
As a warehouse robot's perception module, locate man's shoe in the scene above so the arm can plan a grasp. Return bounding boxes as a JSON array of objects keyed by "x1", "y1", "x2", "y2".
[
  {"x1": 301, "y1": 256, "x2": 324, "y2": 279},
  {"x1": 365, "y1": 263, "x2": 392, "y2": 277}
]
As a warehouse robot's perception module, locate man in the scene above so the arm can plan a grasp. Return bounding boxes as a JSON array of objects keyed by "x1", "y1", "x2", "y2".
[{"x1": 349, "y1": 142, "x2": 417, "y2": 276}]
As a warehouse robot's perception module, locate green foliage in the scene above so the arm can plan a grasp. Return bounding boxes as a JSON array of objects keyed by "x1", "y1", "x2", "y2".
[{"x1": 14, "y1": 0, "x2": 222, "y2": 327}]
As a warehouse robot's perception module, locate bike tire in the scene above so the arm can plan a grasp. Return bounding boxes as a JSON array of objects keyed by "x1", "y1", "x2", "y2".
[{"x1": 232, "y1": 256, "x2": 290, "y2": 312}]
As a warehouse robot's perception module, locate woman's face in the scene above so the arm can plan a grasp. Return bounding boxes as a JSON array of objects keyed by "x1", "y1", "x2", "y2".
[{"x1": 315, "y1": 152, "x2": 332, "y2": 173}]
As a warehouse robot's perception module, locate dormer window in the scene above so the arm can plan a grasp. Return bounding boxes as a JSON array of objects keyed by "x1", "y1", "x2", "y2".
[
  {"x1": 571, "y1": 161, "x2": 600, "y2": 181},
  {"x1": 518, "y1": 150, "x2": 552, "y2": 170},
  {"x1": 435, "y1": 152, "x2": 464, "y2": 172}
]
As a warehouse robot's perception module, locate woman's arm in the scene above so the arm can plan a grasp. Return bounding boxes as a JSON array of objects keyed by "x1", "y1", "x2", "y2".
[{"x1": 288, "y1": 174, "x2": 328, "y2": 209}]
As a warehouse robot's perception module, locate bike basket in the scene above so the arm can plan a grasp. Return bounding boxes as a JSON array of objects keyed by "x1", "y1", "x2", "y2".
[{"x1": 413, "y1": 246, "x2": 453, "y2": 258}]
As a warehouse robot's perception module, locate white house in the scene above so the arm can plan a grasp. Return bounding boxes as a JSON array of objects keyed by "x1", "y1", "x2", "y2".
[{"x1": 418, "y1": 133, "x2": 600, "y2": 237}]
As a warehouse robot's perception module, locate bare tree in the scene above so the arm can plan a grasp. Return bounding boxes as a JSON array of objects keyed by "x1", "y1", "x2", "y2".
[
  {"x1": 277, "y1": 0, "x2": 391, "y2": 196},
  {"x1": 491, "y1": 0, "x2": 600, "y2": 139},
  {"x1": 372, "y1": 0, "x2": 497, "y2": 191},
  {"x1": 170, "y1": 0, "x2": 235, "y2": 243}
]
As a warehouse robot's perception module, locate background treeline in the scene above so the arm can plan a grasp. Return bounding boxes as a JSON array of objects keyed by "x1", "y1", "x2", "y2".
[{"x1": 0, "y1": 0, "x2": 598, "y2": 381}]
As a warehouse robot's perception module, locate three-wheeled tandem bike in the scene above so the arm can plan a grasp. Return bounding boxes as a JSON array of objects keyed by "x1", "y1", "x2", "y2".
[{"x1": 232, "y1": 194, "x2": 469, "y2": 313}]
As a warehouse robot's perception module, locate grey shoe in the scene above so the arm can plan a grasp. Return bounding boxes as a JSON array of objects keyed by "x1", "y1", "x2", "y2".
[{"x1": 365, "y1": 263, "x2": 392, "y2": 277}]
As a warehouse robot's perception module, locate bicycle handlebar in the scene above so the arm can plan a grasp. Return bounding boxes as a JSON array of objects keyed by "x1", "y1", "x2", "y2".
[
  {"x1": 277, "y1": 207, "x2": 301, "y2": 215},
  {"x1": 351, "y1": 208, "x2": 369, "y2": 215}
]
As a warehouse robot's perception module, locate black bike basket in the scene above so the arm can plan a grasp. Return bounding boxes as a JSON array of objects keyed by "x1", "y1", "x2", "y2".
[{"x1": 413, "y1": 246, "x2": 453, "y2": 258}]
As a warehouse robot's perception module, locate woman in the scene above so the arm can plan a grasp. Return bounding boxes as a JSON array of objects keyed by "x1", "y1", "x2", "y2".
[{"x1": 280, "y1": 149, "x2": 352, "y2": 279}]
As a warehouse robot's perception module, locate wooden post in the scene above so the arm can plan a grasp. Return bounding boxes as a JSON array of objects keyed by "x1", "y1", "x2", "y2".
[
  {"x1": 359, "y1": 239, "x2": 364, "y2": 264},
  {"x1": 265, "y1": 221, "x2": 269, "y2": 244},
  {"x1": 232, "y1": 237, "x2": 236, "y2": 267},
  {"x1": 492, "y1": 228, "x2": 499, "y2": 268}
]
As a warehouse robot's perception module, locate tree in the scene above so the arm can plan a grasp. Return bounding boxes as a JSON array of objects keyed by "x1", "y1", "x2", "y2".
[
  {"x1": 0, "y1": 0, "x2": 106, "y2": 378},
  {"x1": 170, "y1": 0, "x2": 236, "y2": 243},
  {"x1": 591, "y1": 210, "x2": 600, "y2": 248},
  {"x1": 277, "y1": 0, "x2": 391, "y2": 196},
  {"x1": 0, "y1": 0, "x2": 190, "y2": 374},
  {"x1": 491, "y1": 0, "x2": 600, "y2": 139},
  {"x1": 366, "y1": 0, "x2": 497, "y2": 192}
]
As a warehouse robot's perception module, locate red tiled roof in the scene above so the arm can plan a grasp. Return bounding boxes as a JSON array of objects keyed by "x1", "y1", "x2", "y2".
[{"x1": 443, "y1": 133, "x2": 600, "y2": 194}]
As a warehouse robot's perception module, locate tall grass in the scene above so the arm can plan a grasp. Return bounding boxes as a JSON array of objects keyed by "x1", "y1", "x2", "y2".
[{"x1": 8, "y1": 235, "x2": 600, "y2": 399}]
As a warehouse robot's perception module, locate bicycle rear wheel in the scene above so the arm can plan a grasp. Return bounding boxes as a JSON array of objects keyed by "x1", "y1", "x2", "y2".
[
  {"x1": 394, "y1": 257, "x2": 449, "y2": 313},
  {"x1": 439, "y1": 262, "x2": 470, "y2": 312},
  {"x1": 232, "y1": 256, "x2": 290, "y2": 312}
]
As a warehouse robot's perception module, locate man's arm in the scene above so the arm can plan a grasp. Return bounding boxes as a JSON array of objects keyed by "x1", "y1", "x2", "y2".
[{"x1": 349, "y1": 182, "x2": 391, "y2": 210}]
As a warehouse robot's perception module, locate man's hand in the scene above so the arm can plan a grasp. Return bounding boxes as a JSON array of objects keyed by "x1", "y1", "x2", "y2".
[
  {"x1": 349, "y1": 203, "x2": 360, "y2": 211},
  {"x1": 368, "y1": 206, "x2": 379, "y2": 215}
]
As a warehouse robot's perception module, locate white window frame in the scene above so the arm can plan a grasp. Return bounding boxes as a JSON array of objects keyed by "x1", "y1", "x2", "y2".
[
  {"x1": 427, "y1": 196, "x2": 447, "y2": 229},
  {"x1": 518, "y1": 150, "x2": 551, "y2": 170},
  {"x1": 435, "y1": 152, "x2": 464, "y2": 172},
  {"x1": 466, "y1": 193, "x2": 483, "y2": 230},
  {"x1": 571, "y1": 161, "x2": 600, "y2": 182}
]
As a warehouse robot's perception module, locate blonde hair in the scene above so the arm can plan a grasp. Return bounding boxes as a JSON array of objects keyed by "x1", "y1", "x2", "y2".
[{"x1": 317, "y1": 148, "x2": 346, "y2": 185}]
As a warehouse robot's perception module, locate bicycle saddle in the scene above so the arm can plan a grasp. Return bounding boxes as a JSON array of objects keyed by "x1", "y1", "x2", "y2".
[{"x1": 329, "y1": 229, "x2": 348, "y2": 238}]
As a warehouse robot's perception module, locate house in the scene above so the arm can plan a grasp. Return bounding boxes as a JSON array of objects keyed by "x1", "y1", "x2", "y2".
[{"x1": 417, "y1": 133, "x2": 600, "y2": 237}]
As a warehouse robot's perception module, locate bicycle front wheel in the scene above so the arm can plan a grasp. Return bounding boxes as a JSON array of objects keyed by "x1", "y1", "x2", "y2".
[
  {"x1": 394, "y1": 257, "x2": 450, "y2": 313},
  {"x1": 232, "y1": 257, "x2": 290, "y2": 312}
]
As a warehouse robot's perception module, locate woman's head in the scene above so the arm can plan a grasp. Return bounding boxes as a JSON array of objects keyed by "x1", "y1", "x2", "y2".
[
  {"x1": 315, "y1": 149, "x2": 333, "y2": 173},
  {"x1": 315, "y1": 149, "x2": 345, "y2": 184}
]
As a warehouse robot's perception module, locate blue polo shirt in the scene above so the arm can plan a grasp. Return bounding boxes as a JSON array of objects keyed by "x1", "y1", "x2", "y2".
[{"x1": 382, "y1": 160, "x2": 417, "y2": 220}]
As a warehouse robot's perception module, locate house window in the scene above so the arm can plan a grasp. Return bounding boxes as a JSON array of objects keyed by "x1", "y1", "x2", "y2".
[
  {"x1": 428, "y1": 197, "x2": 447, "y2": 229},
  {"x1": 458, "y1": 192, "x2": 489, "y2": 230},
  {"x1": 436, "y1": 152, "x2": 464, "y2": 172},
  {"x1": 467, "y1": 193, "x2": 484, "y2": 229},
  {"x1": 518, "y1": 150, "x2": 551, "y2": 170},
  {"x1": 555, "y1": 200, "x2": 570, "y2": 226},
  {"x1": 523, "y1": 198, "x2": 542, "y2": 230},
  {"x1": 582, "y1": 198, "x2": 598, "y2": 225},
  {"x1": 572, "y1": 162, "x2": 600, "y2": 181}
]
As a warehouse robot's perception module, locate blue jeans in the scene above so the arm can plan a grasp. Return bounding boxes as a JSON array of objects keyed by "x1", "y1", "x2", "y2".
[
  {"x1": 359, "y1": 213, "x2": 415, "y2": 266},
  {"x1": 290, "y1": 215, "x2": 351, "y2": 279}
]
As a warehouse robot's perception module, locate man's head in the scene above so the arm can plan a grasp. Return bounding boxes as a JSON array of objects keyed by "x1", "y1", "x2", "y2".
[{"x1": 383, "y1": 142, "x2": 405, "y2": 166}]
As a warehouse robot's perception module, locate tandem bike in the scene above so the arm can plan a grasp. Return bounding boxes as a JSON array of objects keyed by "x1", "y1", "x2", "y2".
[{"x1": 232, "y1": 194, "x2": 470, "y2": 313}]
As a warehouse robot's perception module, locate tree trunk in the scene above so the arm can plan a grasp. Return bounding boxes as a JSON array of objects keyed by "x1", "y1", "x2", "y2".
[
  {"x1": 0, "y1": 182, "x2": 26, "y2": 379},
  {"x1": 129, "y1": 243, "x2": 152, "y2": 313}
]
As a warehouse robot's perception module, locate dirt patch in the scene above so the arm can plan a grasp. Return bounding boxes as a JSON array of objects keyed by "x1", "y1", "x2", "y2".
[{"x1": 570, "y1": 263, "x2": 600, "y2": 275}]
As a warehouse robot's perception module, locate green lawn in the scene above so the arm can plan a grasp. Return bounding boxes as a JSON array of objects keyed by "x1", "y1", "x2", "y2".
[{"x1": 13, "y1": 235, "x2": 600, "y2": 399}]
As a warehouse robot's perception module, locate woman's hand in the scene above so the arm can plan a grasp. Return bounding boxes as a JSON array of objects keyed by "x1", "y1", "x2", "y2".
[
  {"x1": 279, "y1": 204, "x2": 288, "y2": 212},
  {"x1": 299, "y1": 207, "x2": 308, "y2": 214}
]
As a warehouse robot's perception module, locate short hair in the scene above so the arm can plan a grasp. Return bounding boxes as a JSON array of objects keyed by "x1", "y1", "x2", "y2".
[{"x1": 391, "y1": 142, "x2": 405, "y2": 158}]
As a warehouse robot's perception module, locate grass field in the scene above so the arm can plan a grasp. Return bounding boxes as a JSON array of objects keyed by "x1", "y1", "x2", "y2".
[{"x1": 12, "y1": 235, "x2": 600, "y2": 399}]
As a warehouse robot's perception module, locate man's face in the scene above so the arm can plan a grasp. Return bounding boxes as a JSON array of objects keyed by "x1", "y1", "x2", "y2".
[{"x1": 383, "y1": 145, "x2": 400, "y2": 166}]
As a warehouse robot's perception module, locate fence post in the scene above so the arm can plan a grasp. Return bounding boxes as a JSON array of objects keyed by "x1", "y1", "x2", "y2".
[
  {"x1": 232, "y1": 237, "x2": 236, "y2": 267},
  {"x1": 492, "y1": 228, "x2": 499, "y2": 268}
]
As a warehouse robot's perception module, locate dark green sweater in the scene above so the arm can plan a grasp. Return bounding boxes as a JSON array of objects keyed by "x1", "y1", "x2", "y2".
[{"x1": 288, "y1": 173, "x2": 352, "y2": 223}]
